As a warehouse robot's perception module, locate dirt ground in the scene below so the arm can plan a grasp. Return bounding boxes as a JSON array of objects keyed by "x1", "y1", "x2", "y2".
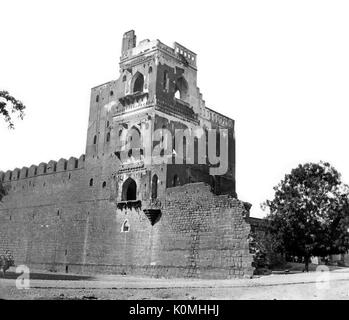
[{"x1": 1, "y1": 266, "x2": 349, "y2": 300}]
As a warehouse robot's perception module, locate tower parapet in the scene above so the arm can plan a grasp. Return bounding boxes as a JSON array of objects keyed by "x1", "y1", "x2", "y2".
[{"x1": 121, "y1": 30, "x2": 137, "y2": 58}]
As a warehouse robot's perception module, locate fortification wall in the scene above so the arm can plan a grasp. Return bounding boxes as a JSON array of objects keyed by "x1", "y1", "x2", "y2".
[
  {"x1": 0, "y1": 176, "x2": 253, "y2": 278},
  {"x1": 139, "y1": 183, "x2": 254, "y2": 278},
  {"x1": 0, "y1": 155, "x2": 89, "y2": 271}
]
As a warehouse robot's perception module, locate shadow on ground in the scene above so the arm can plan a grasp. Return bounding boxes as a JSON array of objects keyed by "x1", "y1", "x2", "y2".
[{"x1": 1, "y1": 271, "x2": 94, "y2": 281}]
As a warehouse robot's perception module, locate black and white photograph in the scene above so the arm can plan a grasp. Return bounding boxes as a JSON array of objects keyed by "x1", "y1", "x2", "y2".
[{"x1": 1, "y1": 0, "x2": 349, "y2": 307}]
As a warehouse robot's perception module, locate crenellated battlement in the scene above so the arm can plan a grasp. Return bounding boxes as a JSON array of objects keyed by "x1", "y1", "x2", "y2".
[{"x1": 0, "y1": 154, "x2": 86, "y2": 183}]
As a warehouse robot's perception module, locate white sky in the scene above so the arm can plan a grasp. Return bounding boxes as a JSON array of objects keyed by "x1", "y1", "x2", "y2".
[{"x1": 1, "y1": 0, "x2": 349, "y2": 218}]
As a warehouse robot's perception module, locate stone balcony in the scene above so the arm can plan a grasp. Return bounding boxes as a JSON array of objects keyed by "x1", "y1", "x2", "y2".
[
  {"x1": 155, "y1": 98, "x2": 199, "y2": 124},
  {"x1": 116, "y1": 200, "x2": 142, "y2": 211},
  {"x1": 116, "y1": 92, "x2": 152, "y2": 116},
  {"x1": 117, "y1": 159, "x2": 145, "y2": 173},
  {"x1": 116, "y1": 198, "x2": 162, "y2": 226},
  {"x1": 142, "y1": 198, "x2": 162, "y2": 225}
]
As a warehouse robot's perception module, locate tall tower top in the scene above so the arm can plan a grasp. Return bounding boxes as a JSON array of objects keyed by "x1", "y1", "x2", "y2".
[
  {"x1": 121, "y1": 30, "x2": 137, "y2": 57},
  {"x1": 119, "y1": 30, "x2": 197, "y2": 70}
]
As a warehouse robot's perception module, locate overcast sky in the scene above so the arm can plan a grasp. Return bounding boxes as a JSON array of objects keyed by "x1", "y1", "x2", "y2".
[{"x1": 1, "y1": 0, "x2": 349, "y2": 217}]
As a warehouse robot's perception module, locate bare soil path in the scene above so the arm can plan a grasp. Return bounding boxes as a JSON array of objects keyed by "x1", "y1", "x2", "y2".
[{"x1": 1, "y1": 267, "x2": 349, "y2": 300}]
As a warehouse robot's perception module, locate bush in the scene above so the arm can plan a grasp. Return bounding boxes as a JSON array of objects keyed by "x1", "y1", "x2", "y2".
[{"x1": 0, "y1": 250, "x2": 15, "y2": 277}]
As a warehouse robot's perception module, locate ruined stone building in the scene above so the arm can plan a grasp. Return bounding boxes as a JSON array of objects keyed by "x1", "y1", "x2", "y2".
[{"x1": 0, "y1": 31, "x2": 254, "y2": 278}]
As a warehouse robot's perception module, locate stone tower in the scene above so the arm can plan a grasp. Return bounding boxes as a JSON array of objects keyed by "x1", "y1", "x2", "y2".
[
  {"x1": 85, "y1": 30, "x2": 236, "y2": 217},
  {"x1": 0, "y1": 31, "x2": 253, "y2": 279}
]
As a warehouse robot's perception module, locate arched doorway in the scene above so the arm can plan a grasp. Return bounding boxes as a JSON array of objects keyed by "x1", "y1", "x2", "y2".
[
  {"x1": 151, "y1": 174, "x2": 158, "y2": 200},
  {"x1": 122, "y1": 178, "x2": 137, "y2": 201},
  {"x1": 173, "y1": 174, "x2": 179, "y2": 187}
]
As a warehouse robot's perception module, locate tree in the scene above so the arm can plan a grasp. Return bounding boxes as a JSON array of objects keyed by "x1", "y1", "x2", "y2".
[
  {"x1": 0, "y1": 91, "x2": 25, "y2": 129},
  {"x1": 264, "y1": 162, "x2": 349, "y2": 271}
]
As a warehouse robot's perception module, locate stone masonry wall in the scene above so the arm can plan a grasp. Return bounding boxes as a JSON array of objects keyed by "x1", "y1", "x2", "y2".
[
  {"x1": 153, "y1": 183, "x2": 254, "y2": 278},
  {"x1": 0, "y1": 174, "x2": 254, "y2": 278}
]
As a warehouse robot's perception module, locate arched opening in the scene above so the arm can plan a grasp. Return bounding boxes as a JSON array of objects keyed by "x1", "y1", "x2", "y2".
[
  {"x1": 93, "y1": 135, "x2": 97, "y2": 145},
  {"x1": 174, "y1": 76, "x2": 188, "y2": 101},
  {"x1": 205, "y1": 128, "x2": 209, "y2": 164},
  {"x1": 216, "y1": 130, "x2": 220, "y2": 157},
  {"x1": 106, "y1": 132, "x2": 110, "y2": 143},
  {"x1": 132, "y1": 72, "x2": 144, "y2": 93},
  {"x1": 121, "y1": 219, "x2": 130, "y2": 232},
  {"x1": 122, "y1": 177, "x2": 137, "y2": 201},
  {"x1": 173, "y1": 174, "x2": 179, "y2": 187},
  {"x1": 126, "y1": 126, "x2": 142, "y2": 159},
  {"x1": 163, "y1": 70, "x2": 169, "y2": 91},
  {"x1": 89, "y1": 178, "x2": 94, "y2": 187},
  {"x1": 183, "y1": 136, "x2": 187, "y2": 164},
  {"x1": 209, "y1": 175, "x2": 216, "y2": 193},
  {"x1": 194, "y1": 137, "x2": 198, "y2": 164},
  {"x1": 151, "y1": 174, "x2": 158, "y2": 200}
]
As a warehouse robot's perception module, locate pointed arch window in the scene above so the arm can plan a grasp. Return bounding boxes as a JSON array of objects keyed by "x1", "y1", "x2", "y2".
[
  {"x1": 132, "y1": 72, "x2": 144, "y2": 93},
  {"x1": 151, "y1": 174, "x2": 158, "y2": 200},
  {"x1": 173, "y1": 174, "x2": 179, "y2": 187},
  {"x1": 163, "y1": 70, "x2": 169, "y2": 91}
]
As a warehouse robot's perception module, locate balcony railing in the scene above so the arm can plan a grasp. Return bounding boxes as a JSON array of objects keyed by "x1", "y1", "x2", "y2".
[
  {"x1": 156, "y1": 98, "x2": 198, "y2": 123},
  {"x1": 118, "y1": 159, "x2": 144, "y2": 173},
  {"x1": 116, "y1": 92, "x2": 151, "y2": 115},
  {"x1": 117, "y1": 200, "x2": 142, "y2": 210}
]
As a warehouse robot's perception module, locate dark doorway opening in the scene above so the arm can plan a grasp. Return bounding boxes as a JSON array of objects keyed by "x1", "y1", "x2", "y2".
[
  {"x1": 122, "y1": 178, "x2": 137, "y2": 201},
  {"x1": 173, "y1": 174, "x2": 179, "y2": 187},
  {"x1": 132, "y1": 72, "x2": 144, "y2": 93},
  {"x1": 151, "y1": 174, "x2": 158, "y2": 200}
]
